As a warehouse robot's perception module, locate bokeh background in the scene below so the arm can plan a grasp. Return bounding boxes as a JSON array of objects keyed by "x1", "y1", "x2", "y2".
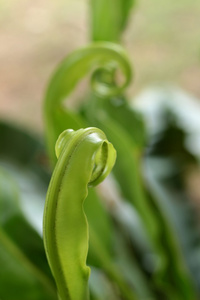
[{"x1": 0, "y1": 0, "x2": 200, "y2": 131}]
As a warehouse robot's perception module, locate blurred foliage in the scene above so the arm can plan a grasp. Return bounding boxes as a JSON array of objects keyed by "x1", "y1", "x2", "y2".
[
  {"x1": 90, "y1": 0, "x2": 135, "y2": 41},
  {"x1": 1, "y1": 1, "x2": 200, "y2": 300}
]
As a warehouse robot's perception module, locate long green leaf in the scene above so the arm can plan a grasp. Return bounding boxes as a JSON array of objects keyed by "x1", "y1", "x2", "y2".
[
  {"x1": 0, "y1": 168, "x2": 57, "y2": 300},
  {"x1": 43, "y1": 127, "x2": 137, "y2": 300},
  {"x1": 82, "y1": 92, "x2": 197, "y2": 300},
  {"x1": 0, "y1": 227, "x2": 57, "y2": 300},
  {"x1": 90, "y1": 0, "x2": 136, "y2": 42}
]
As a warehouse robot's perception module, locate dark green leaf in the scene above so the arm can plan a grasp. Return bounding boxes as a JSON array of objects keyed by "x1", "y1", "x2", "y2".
[{"x1": 0, "y1": 168, "x2": 56, "y2": 300}]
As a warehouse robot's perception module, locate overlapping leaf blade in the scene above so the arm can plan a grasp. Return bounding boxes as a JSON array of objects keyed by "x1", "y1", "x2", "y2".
[{"x1": 0, "y1": 167, "x2": 56, "y2": 300}]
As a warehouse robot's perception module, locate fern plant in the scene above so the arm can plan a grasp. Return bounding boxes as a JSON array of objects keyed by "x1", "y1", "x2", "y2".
[{"x1": 0, "y1": 1, "x2": 200, "y2": 300}]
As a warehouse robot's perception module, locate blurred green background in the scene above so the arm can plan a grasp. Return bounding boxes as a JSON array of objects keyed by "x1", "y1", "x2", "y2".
[{"x1": 0, "y1": 0, "x2": 200, "y2": 131}]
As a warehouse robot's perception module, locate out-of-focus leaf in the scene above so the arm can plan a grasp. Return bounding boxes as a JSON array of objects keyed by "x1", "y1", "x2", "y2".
[
  {"x1": 89, "y1": 227, "x2": 139, "y2": 300},
  {"x1": 133, "y1": 86, "x2": 200, "y2": 160},
  {"x1": 134, "y1": 86, "x2": 200, "y2": 290},
  {"x1": 112, "y1": 221, "x2": 156, "y2": 300},
  {"x1": 86, "y1": 185, "x2": 139, "y2": 299},
  {"x1": 81, "y1": 94, "x2": 146, "y2": 148},
  {"x1": 90, "y1": 0, "x2": 135, "y2": 42},
  {"x1": 0, "y1": 167, "x2": 57, "y2": 300},
  {"x1": 89, "y1": 267, "x2": 120, "y2": 300},
  {"x1": 96, "y1": 175, "x2": 159, "y2": 298},
  {"x1": 0, "y1": 122, "x2": 49, "y2": 234},
  {"x1": 0, "y1": 227, "x2": 56, "y2": 300},
  {"x1": 0, "y1": 122, "x2": 57, "y2": 288},
  {"x1": 143, "y1": 156, "x2": 200, "y2": 292},
  {"x1": 81, "y1": 92, "x2": 197, "y2": 299},
  {"x1": 0, "y1": 161, "x2": 48, "y2": 235},
  {"x1": 133, "y1": 87, "x2": 200, "y2": 296},
  {"x1": 96, "y1": 175, "x2": 153, "y2": 261},
  {"x1": 119, "y1": 0, "x2": 136, "y2": 30},
  {"x1": 0, "y1": 122, "x2": 49, "y2": 181},
  {"x1": 85, "y1": 188, "x2": 114, "y2": 268},
  {"x1": 0, "y1": 167, "x2": 53, "y2": 279}
]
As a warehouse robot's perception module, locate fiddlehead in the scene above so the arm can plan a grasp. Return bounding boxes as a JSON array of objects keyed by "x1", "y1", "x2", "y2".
[
  {"x1": 43, "y1": 127, "x2": 116, "y2": 300},
  {"x1": 44, "y1": 42, "x2": 132, "y2": 163}
]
